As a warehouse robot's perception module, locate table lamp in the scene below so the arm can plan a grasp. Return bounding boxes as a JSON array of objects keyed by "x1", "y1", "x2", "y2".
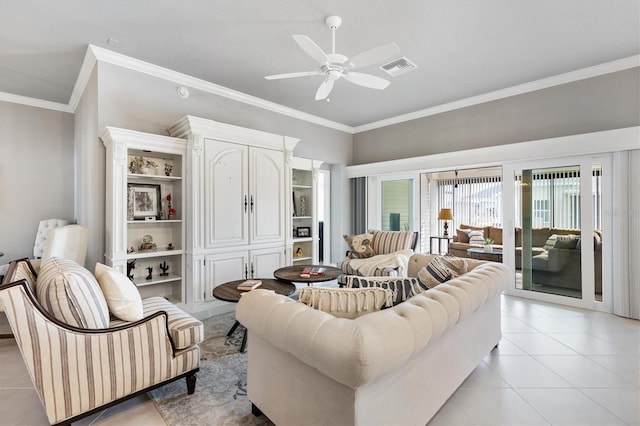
[{"x1": 437, "y1": 208, "x2": 454, "y2": 237}]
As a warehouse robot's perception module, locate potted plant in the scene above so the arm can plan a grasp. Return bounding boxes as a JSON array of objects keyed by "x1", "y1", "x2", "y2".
[{"x1": 484, "y1": 238, "x2": 494, "y2": 252}]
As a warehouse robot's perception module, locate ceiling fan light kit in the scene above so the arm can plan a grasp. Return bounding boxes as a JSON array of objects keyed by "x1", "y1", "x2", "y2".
[{"x1": 265, "y1": 15, "x2": 401, "y2": 100}]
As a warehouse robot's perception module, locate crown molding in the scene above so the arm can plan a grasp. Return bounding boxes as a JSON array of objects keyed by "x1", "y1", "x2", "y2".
[
  {"x1": 353, "y1": 55, "x2": 640, "y2": 133},
  {"x1": 0, "y1": 91, "x2": 71, "y2": 113},
  {"x1": 87, "y1": 45, "x2": 353, "y2": 133},
  {"x1": 1, "y1": 47, "x2": 636, "y2": 136}
]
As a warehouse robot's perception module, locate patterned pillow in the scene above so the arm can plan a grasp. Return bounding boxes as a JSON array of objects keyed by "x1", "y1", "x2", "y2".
[
  {"x1": 417, "y1": 257, "x2": 453, "y2": 289},
  {"x1": 298, "y1": 286, "x2": 392, "y2": 319},
  {"x1": 439, "y1": 254, "x2": 468, "y2": 277},
  {"x1": 346, "y1": 276, "x2": 427, "y2": 305},
  {"x1": 343, "y1": 233, "x2": 375, "y2": 259},
  {"x1": 467, "y1": 230, "x2": 485, "y2": 244},
  {"x1": 37, "y1": 258, "x2": 109, "y2": 329}
]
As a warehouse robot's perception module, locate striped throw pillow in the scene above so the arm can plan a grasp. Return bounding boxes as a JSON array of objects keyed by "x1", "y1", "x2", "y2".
[
  {"x1": 467, "y1": 230, "x2": 485, "y2": 244},
  {"x1": 417, "y1": 257, "x2": 453, "y2": 289},
  {"x1": 37, "y1": 258, "x2": 109, "y2": 329},
  {"x1": 347, "y1": 276, "x2": 427, "y2": 305}
]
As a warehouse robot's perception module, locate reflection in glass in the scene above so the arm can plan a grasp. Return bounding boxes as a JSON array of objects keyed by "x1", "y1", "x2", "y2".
[
  {"x1": 381, "y1": 179, "x2": 413, "y2": 231},
  {"x1": 516, "y1": 166, "x2": 582, "y2": 298}
]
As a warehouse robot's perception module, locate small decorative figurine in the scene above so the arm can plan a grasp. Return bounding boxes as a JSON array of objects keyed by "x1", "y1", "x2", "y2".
[
  {"x1": 139, "y1": 235, "x2": 157, "y2": 251},
  {"x1": 127, "y1": 246, "x2": 136, "y2": 254},
  {"x1": 129, "y1": 161, "x2": 137, "y2": 173},
  {"x1": 164, "y1": 163, "x2": 173, "y2": 176},
  {"x1": 146, "y1": 266, "x2": 153, "y2": 280},
  {"x1": 166, "y1": 194, "x2": 176, "y2": 218},
  {"x1": 167, "y1": 243, "x2": 174, "y2": 250},
  {"x1": 126, "y1": 259, "x2": 136, "y2": 281},
  {"x1": 295, "y1": 247, "x2": 304, "y2": 257},
  {"x1": 159, "y1": 261, "x2": 169, "y2": 276}
]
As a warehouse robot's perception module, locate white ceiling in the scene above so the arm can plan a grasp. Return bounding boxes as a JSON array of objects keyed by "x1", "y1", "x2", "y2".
[{"x1": 1, "y1": 0, "x2": 638, "y2": 127}]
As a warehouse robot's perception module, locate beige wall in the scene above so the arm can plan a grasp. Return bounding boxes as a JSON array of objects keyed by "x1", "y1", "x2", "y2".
[
  {"x1": 352, "y1": 68, "x2": 640, "y2": 165},
  {"x1": 0, "y1": 102, "x2": 74, "y2": 262}
]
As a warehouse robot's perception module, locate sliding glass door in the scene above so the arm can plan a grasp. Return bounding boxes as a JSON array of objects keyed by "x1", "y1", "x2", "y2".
[{"x1": 503, "y1": 155, "x2": 609, "y2": 309}]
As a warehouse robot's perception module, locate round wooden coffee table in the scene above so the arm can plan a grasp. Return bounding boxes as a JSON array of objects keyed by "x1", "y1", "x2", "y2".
[
  {"x1": 212, "y1": 278, "x2": 296, "y2": 352},
  {"x1": 273, "y1": 264, "x2": 342, "y2": 285}
]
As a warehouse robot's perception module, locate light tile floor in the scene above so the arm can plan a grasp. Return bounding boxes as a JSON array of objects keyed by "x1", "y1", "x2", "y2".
[{"x1": 0, "y1": 294, "x2": 638, "y2": 425}]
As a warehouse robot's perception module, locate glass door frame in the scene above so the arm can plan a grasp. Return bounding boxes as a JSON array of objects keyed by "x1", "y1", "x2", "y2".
[
  {"x1": 502, "y1": 154, "x2": 612, "y2": 312},
  {"x1": 367, "y1": 172, "x2": 421, "y2": 233}
]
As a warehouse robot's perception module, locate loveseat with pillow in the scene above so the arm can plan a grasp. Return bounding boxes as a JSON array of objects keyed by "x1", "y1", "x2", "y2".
[
  {"x1": 338, "y1": 230, "x2": 418, "y2": 285},
  {"x1": 0, "y1": 257, "x2": 202, "y2": 426},
  {"x1": 237, "y1": 253, "x2": 509, "y2": 425}
]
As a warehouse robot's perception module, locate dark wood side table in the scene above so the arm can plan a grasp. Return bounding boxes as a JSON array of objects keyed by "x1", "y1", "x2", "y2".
[
  {"x1": 273, "y1": 264, "x2": 342, "y2": 285},
  {"x1": 430, "y1": 235, "x2": 453, "y2": 255},
  {"x1": 212, "y1": 278, "x2": 295, "y2": 352}
]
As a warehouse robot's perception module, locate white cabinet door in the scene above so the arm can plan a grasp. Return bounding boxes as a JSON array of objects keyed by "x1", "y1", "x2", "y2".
[
  {"x1": 250, "y1": 246, "x2": 286, "y2": 279},
  {"x1": 249, "y1": 147, "x2": 285, "y2": 245},
  {"x1": 206, "y1": 251, "x2": 249, "y2": 301},
  {"x1": 204, "y1": 140, "x2": 248, "y2": 249}
]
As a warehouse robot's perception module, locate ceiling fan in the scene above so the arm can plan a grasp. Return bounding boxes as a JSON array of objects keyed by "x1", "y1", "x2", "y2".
[{"x1": 265, "y1": 16, "x2": 400, "y2": 100}]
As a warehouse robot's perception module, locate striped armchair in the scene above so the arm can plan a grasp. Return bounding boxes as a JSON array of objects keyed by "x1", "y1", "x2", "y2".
[
  {"x1": 338, "y1": 230, "x2": 419, "y2": 286},
  {"x1": 0, "y1": 259, "x2": 202, "y2": 426}
]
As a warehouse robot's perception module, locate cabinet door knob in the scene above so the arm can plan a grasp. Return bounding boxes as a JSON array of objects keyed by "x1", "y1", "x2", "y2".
[
  {"x1": 250, "y1": 195, "x2": 254, "y2": 213},
  {"x1": 244, "y1": 195, "x2": 248, "y2": 213},
  {"x1": 244, "y1": 263, "x2": 248, "y2": 279},
  {"x1": 250, "y1": 262, "x2": 255, "y2": 278}
]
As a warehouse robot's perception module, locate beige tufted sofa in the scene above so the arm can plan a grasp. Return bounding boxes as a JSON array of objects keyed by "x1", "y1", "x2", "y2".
[{"x1": 237, "y1": 254, "x2": 510, "y2": 426}]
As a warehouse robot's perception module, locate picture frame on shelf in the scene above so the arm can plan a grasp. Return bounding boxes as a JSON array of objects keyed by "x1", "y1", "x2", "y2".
[
  {"x1": 128, "y1": 183, "x2": 161, "y2": 220},
  {"x1": 296, "y1": 227, "x2": 310, "y2": 237}
]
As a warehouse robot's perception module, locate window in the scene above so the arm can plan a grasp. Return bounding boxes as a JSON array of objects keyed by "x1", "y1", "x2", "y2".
[{"x1": 436, "y1": 175, "x2": 502, "y2": 228}]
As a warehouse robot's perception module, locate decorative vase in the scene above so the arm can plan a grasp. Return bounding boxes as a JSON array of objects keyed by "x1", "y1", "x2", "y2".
[{"x1": 484, "y1": 244, "x2": 493, "y2": 252}]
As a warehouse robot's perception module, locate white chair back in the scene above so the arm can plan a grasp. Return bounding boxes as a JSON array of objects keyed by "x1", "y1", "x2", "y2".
[{"x1": 41, "y1": 225, "x2": 89, "y2": 267}]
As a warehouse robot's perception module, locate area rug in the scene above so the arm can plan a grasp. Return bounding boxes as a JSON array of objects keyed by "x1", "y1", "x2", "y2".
[{"x1": 149, "y1": 312, "x2": 274, "y2": 426}]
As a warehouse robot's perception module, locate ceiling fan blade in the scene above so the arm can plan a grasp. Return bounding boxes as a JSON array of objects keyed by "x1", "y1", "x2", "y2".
[
  {"x1": 265, "y1": 71, "x2": 322, "y2": 80},
  {"x1": 343, "y1": 72, "x2": 390, "y2": 90},
  {"x1": 292, "y1": 35, "x2": 329, "y2": 64},
  {"x1": 348, "y1": 42, "x2": 400, "y2": 69},
  {"x1": 315, "y1": 79, "x2": 334, "y2": 100}
]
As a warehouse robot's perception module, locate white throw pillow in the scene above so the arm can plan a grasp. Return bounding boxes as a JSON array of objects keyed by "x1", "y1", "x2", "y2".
[{"x1": 95, "y1": 263, "x2": 143, "y2": 322}]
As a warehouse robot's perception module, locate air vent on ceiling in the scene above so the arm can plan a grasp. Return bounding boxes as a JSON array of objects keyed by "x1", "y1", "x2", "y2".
[{"x1": 379, "y1": 57, "x2": 417, "y2": 77}]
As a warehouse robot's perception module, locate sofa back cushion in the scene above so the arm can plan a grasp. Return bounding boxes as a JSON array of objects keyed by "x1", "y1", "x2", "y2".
[
  {"x1": 37, "y1": 258, "x2": 109, "y2": 329},
  {"x1": 369, "y1": 230, "x2": 416, "y2": 254},
  {"x1": 299, "y1": 286, "x2": 392, "y2": 319}
]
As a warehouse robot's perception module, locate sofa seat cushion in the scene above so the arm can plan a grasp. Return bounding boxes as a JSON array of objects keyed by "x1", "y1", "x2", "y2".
[
  {"x1": 140, "y1": 297, "x2": 203, "y2": 349},
  {"x1": 299, "y1": 286, "x2": 392, "y2": 318},
  {"x1": 94, "y1": 263, "x2": 143, "y2": 322},
  {"x1": 36, "y1": 258, "x2": 110, "y2": 329},
  {"x1": 346, "y1": 276, "x2": 427, "y2": 305}
]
